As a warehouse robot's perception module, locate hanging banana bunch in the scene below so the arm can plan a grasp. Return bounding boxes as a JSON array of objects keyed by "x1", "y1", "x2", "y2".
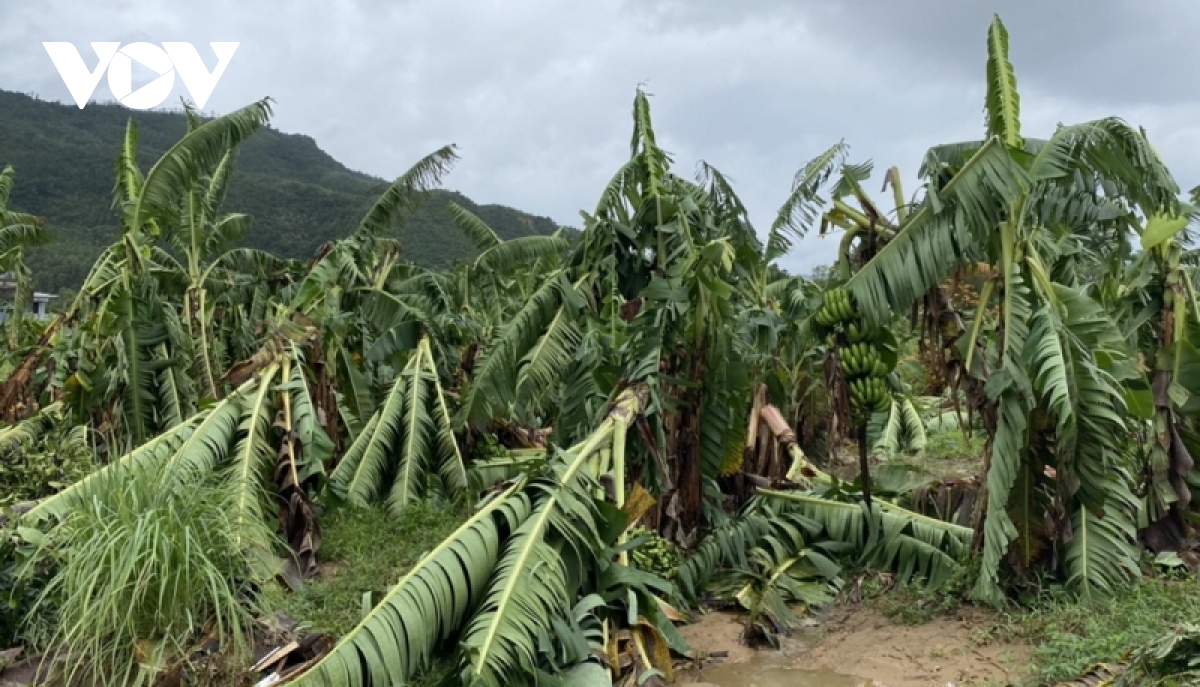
[
  {"x1": 814, "y1": 286, "x2": 896, "y2": 420},
  {"x1": 813, "y1": 287, "x2": 854, "y2": 328}
]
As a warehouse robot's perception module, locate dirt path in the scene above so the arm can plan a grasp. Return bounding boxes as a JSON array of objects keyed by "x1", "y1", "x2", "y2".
[{"x1": 680, "y1": 604, "x2": 1030, "y2": 687}]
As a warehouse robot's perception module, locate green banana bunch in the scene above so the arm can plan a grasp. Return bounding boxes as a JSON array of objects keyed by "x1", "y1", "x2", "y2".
[
  {"x1": 839, "y1": 342, "x2": 885, "y2": 379},
  {"x1": 849, "y1": 376, "x2": 890, "y2": 413},
  {"x1": 814, "y1": 287, "x2": 855, "y2": 327},
  {"x1": 628, "y1": 526, "x2": 682, "y2": 579},
  {"x1": 846, "y1": 319, "x2": 878, "y2": 344}
]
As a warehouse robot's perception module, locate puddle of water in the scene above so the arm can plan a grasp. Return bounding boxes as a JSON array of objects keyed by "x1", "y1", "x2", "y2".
[
  {"x1": 687, "y1": 642, "x2": 868, "y2": 687},
  {"x1": 690, "y1": 660, "x2": 865, "y2": 687}
]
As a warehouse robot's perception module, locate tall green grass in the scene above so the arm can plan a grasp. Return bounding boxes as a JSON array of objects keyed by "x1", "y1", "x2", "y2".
[{"x1": 23, "y1": 466, "x2": 276, "y2": 687}]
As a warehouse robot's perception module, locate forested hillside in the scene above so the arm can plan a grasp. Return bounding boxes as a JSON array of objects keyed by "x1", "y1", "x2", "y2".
[{"x1": 0, "y1": 90, "x2": 564, "y2": 291}]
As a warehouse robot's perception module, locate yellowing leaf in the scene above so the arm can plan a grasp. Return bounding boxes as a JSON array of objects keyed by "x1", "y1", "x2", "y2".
[{"x1": 1141, "y1": 214, "x2": 1189, "y2": 251}]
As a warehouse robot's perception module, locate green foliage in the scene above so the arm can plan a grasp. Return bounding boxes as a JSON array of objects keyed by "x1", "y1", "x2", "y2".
[
  {"x1": 758, "y1": 489, "x2": 973, "y2": 591},
  {"x1": 0, "y1": 518, "x2": 53, "y2": 648},
  {"x1": 330, "y1": 338, "x2": 466, "y2": 514},
  {"x1": 716, "y1": 543, "x2": 842, "y2": 648},
  {"x1": 1119, "y1": 622, "x2": 1200, "y2": 685},
  {"x1": 921, "y1": 423, "x2": 987, "y2": 462},
  {"x1": 22, "y1": 467, "x2": 275, "y2": 687},
  {"x1": 0, "y1": 415, "x2": 93, "y2": 506},
  {"x1": 871, "y1": 396, "x2": 927, "y2": 458},
  {"x1": 671, "y1": 502, "x2": 842, "y2": 646}
]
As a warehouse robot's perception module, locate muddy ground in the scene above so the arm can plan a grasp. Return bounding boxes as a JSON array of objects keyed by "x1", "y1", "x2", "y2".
[{"x1": 680, "y1": 603, "x2": 1030, "y2": 687}]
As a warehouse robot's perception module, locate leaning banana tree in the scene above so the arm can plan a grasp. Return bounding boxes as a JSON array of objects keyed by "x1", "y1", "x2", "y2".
[
  {"x1": 24, "y1": 319, "x2": 334, "y2": 576},
  {"x1": 1097, "y1": 205, "x2": 1200, "y2": 553},
  {"x1": 0, "y1": 99, "x2": 276, "y2": 449},
  {"x1": 161, "y1": 104, "x2": 294, "y2": 399},
  {"x1": 834, "y1": 15, "x2": 1183, "y2": 602}
]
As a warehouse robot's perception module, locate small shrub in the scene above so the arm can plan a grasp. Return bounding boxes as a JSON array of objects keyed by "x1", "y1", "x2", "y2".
[{"x1": 0, "y1": 424, "x2": 93, "y2": 506}]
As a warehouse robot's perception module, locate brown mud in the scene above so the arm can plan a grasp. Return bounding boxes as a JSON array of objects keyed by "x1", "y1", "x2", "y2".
[{"x1": 680, "y1": 604, "x2": 1029, "y2": 687}]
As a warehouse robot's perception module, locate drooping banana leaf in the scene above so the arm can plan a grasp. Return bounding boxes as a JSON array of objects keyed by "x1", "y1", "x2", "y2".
[
  {"x1": 290, "y1": 481, "x2": 531, "y2": 687},
  {"x1": 757, "y1": 489, "x2": 972, "y2": 590},
  {"x1": 330, "y1": 338, "x2": 464, "y2": 514},
  {"x1": 25, "y1": 380, "x2": 255, "y2": 521}
]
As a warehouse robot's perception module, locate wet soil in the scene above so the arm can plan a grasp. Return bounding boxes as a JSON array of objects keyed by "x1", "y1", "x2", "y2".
[{"x1": 679, "y1": 604, "x2": 1029, "y2": 687}]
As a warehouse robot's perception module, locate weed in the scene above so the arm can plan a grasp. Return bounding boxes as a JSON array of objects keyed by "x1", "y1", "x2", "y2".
[
  {"x1": 922, "y1": 425, "x2": 986, "y2": 463},
  {"x1": 993, "y1": 576, "x2": 1200, "y2": 684}
]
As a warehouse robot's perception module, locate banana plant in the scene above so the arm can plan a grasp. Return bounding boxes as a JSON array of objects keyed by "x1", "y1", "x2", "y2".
[
  {"x1": 0, "y1": 166, "x2": 53, "y2": 354},
  {"x1": 1103, "y1": 206, "x2": 1200, "y2": 552},
  {"x1": 24, "y1": 324, "x2": 334, "y2": 577},
  {"x1": 330, "y1": 335, "x2": 466, "y2": 514},
  {"x1": 0, "y1": 167, "x2": 54, "y2": 418},
  {"x1": 294, "y1": 387, "x2": 685, "y2": 687},
  {"x1": 159, "y1": 105, "x2": 291, "y2": 399},
  {"x1": 833, "y1": 16, "x2": 1179, "y2": 602},
  {"x1": 0, "y1": 99, "x2": 275, "y2": 447}
]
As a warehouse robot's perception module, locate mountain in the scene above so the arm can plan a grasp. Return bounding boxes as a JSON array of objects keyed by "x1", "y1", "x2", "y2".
[{"x1": 0, "y1": 90, "x2": 567, "y2": 292}]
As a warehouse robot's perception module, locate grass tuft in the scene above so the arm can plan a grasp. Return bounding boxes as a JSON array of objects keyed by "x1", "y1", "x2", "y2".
[{"x1": 24, "y1": 466, "x2": 273, "y2": 687}]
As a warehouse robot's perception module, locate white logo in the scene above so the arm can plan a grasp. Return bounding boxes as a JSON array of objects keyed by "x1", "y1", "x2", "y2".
[{"x1": 42, "y1": 42, "x2": 239, "y2": 110}]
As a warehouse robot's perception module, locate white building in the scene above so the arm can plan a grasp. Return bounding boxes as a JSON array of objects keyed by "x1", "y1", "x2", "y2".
[
  {"x1": 30, "y1": 292, "x2": 56, "y2": 318},
  {"x1": 0, "y1": 272, "x2": 56, "y2": 322}
]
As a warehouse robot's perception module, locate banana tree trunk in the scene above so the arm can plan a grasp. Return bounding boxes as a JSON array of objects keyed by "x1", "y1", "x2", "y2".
[
  {"x1": 185, "y1": 285, "x2": 219, "y2": 399},
  {"x1": 658, "y1": 350, "x2": 706, "y2": 548},
  {"x1": 1144, "y1": 254, "x2": 1195, "y2": 551}
]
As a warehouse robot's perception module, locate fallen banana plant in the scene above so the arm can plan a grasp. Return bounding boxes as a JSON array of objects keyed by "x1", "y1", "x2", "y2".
[
  {"x1": 289, "y1": 480, "x2": 532, "y2": 686},
  {"x1": 0, "y1": 401, "x2": 67, "y2": 453},
  {"x1": 293, "y1": 387, "x2": 683, "y2": 687},
  {"x1": 756, "y1": 488, "x2": 972, "y2": 589},
  {"x1": 330, "y1": 335, "x2": 466, "y2": 514},
  {"x1": 467, "y1": 448, "x2": 548, "y2": 492},
  {"x1": 21, "y1": 341, "x2": 335, "y2": 578}
]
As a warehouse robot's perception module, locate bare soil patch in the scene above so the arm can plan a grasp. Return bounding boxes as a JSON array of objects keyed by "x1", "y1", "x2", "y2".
[{"x1": 680, "y1": 604, "x2": 1029, "y2": 687}]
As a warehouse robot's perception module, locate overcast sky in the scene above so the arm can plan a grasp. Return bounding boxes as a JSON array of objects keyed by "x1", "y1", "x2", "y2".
[{"x1": 4, "y1": 1, "x2": 1200, "y2": 274}]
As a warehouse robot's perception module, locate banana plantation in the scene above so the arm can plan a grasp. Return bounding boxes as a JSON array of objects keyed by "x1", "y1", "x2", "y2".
[{"x1": 4, "y1": 15, "x2": 1200, "y2": 687}]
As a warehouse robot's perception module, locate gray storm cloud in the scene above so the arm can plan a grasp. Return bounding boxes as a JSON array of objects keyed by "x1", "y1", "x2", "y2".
[{"x1": 4, "y1": 0, "x2": 1199, "y2": 274}]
